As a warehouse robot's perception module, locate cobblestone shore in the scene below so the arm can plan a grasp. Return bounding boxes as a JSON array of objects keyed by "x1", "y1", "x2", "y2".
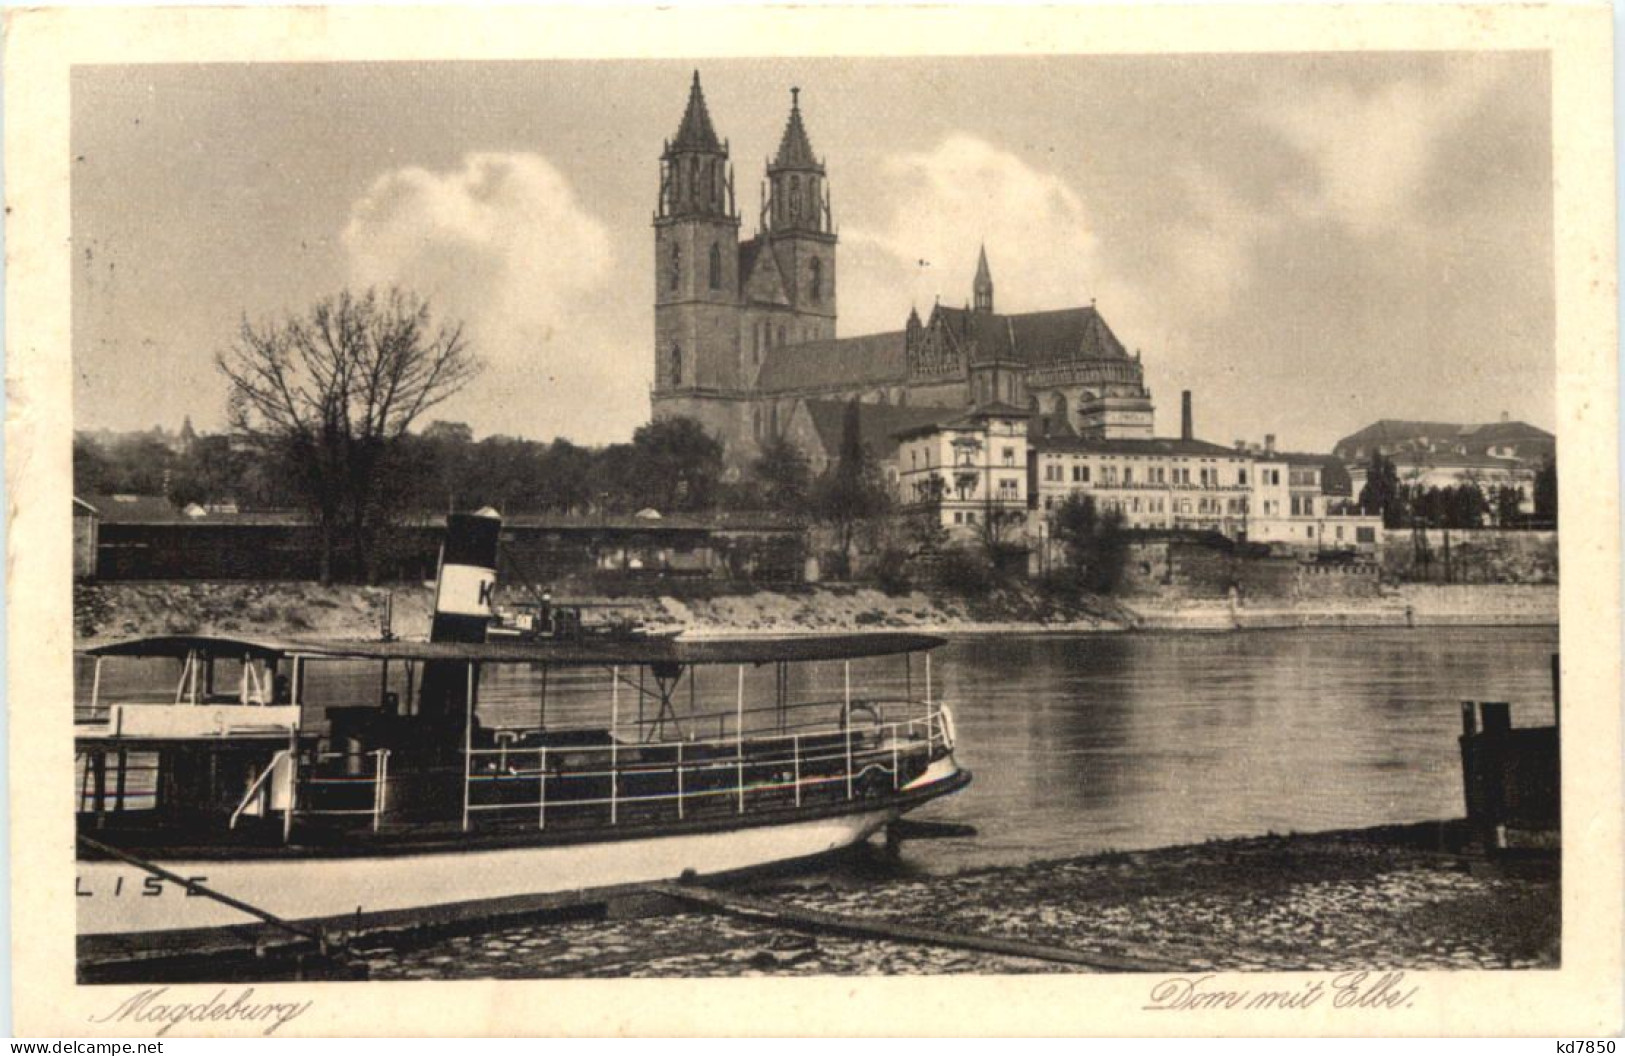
[{"x1": 360, "y1": 823, "x2": 1558, "y2": 979}]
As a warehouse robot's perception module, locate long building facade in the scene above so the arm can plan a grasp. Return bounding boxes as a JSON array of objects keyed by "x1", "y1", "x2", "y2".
[{"x1": 650, "y1": 73, "x2": 1156, "y2": 467}]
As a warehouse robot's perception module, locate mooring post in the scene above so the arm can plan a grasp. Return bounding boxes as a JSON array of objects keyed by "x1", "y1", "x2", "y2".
[
  {"x1": 1551, "y1": 652, "x2": 1561, "y2": 733},
  {"x1": 884, "y1": 823, "x2": 903, "y2": 859}
]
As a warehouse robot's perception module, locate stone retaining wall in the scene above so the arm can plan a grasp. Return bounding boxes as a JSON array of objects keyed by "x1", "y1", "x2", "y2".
[{"x1": 1381, "y1": 529, "x2": 1557, "y2": 584}]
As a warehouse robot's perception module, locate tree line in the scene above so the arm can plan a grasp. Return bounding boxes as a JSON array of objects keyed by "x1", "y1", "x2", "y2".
[
  {"x1": 1357, "y1": 451, "x2": 1556, "y2": 531},
  {"x1": 75, "y1": 286, "x2": 905, "y2": 582}
]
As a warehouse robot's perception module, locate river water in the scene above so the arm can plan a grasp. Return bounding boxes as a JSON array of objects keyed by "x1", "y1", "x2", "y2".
[
  {"x1": 79, "y1": 626, "x2": 1558, "y2": 873},
  {"x1": 368, "y1": 625, "x2": 1558, "y2": 871},
  {"x1": 908, "y1": 627, "x2": 1557, "y2": 871}
]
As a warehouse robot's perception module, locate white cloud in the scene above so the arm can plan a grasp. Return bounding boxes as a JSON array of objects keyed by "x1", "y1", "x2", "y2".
[
  {"x1": 342, "y1": 152, "x2": 633, "y2": 441},
  {"x1": 1159, "y1": 170, "x2": 1274, "y2": 313},
  {"x1": 841, "y1": 135, "x2": 1104, "y2": 331},
  {"x1": 839, "y1": 133, "x2": 1264, "y2": 375},
  {"x1": 1258, "y1": 65, "x2": 1505, "y2": 237}
]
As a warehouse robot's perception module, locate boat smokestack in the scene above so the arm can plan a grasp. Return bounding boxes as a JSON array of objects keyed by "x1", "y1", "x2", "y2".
[
  {"x1": 1181, "y1": 391, "x2": 1193, "y2": 442},
  {"x1": 430, "y1": 508, "x2": 502, "y2": 644},
  {"x1": 418, "y1": 508, "x2": 501, "y2": 733}
]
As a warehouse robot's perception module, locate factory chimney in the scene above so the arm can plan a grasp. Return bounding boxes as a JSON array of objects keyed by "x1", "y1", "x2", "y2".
[{"x1": 1181, "y1": 391, "x2": 1193, "y2": 442}]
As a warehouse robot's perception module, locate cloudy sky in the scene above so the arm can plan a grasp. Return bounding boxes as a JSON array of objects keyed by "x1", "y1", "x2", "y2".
[{"x1": 73, "y1": 53, "x2": 1553, "y2": 450}]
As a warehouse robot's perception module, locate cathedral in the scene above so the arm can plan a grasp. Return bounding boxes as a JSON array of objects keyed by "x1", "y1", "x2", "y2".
[{"x1": 650, "y1": 72, "x2": 1157, "y2": 467}]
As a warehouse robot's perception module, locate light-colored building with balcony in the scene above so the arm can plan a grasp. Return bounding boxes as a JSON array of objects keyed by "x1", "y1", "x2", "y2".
[{"x1": 895, "y1": 403, "x2": 1032, "y2": 539}]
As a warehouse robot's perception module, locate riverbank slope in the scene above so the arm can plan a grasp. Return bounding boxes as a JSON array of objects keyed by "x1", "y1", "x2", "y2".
[{"x1": 73, "y1": 580, "x2": 1557, "y2": 644}]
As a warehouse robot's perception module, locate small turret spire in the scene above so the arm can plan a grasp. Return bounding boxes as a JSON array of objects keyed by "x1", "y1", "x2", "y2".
[
  {"x1": 771, "y1": 87, "x2": 822, "y2": 172},
  {"x1": 973, "y1": 243, "x2": 994, "y2": 312},
  {"x1": 669, "y1": 70, "x2": 722, "y2": 154}
]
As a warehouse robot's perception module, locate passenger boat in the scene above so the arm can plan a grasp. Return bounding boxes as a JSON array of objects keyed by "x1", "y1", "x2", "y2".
[{"x1": 73, "y1": 514, "x2": 969, "y2": 958}]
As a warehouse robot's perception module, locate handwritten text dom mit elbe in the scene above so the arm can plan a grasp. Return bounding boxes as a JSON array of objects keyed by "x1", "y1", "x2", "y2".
[{"x1": 1145, "y1": 971, "x2": 1420, "y2": 1013}]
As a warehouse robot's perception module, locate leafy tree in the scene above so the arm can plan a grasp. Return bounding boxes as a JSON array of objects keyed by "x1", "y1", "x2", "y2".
[
  {"x1": 1409, "y1": 483, "x2": 1493, "y2": 530},
  {"x1": 421, "y1": 420, "x2": 473, "y2": 445},
  {"x1": 1358, "y1": 451, "x2": 1407, "y2": 528},
  {"x1": 904, "y1": 472, "x2": 950, "y2": 555},
  {"x1": 751, "y1": 435, "x2": 812, "y2": 513},
  {"x1": 170, "y1": 435, "x2": 247, "y2": 508},
  {"x1": 1049, "y1": 493, "x2": 1128, "y2": 594},
  {"x1": 73, "y1": 434, "x2": 114, "y2": 496},
  {"x1": 613, "y1": 417, "x2": 724, "y2": 513},
  {"x1": 1447, "y1": 482, "x2": 1489, "y2": 529},
  {"x1": 215, "y1": 286, "x2": 480, "y2": 582},
  {"x1": 975, "y1": 489, "x2": 1024, "y2": 566},
  {"x1": 1534, "y1": 456, "x2": 1557, "y2": 525},
  {"x1": 812, "y1": 399, "x2": 891, "y2": 577},
  {"x1": 538, "y1": 438, "x2": 596, "y2": 514},
  {"x1": 1493, "y1": 485, "x2": 1525, "y2": 527}
]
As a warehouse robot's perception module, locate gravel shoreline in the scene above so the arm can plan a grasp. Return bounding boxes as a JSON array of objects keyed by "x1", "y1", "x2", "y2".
[
  {"x1": 74, "y1": 582, "x2": 1556, "y2": 645},
  {"x1": 361, "y1": 821, "x2": 1558, "y2": 978}
]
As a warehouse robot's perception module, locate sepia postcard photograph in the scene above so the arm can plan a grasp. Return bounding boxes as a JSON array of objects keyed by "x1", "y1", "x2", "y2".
[{"x1": 5, "y1": 2, "x2": 1620, "y2": 1038}]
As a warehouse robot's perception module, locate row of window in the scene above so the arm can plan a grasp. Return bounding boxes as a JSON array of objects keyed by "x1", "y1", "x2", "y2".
[
  {"x1": 909, "y1": 444, "x2": 1019, "y2": 471},
  {"x1": 670, "y1": 243, "x2": 824, "y2": 304},
  {"x1": 1039, "y1": 463, "x2": 1249, "y2": 487},
  {"x1": 1047, "y1": 453, "x2": 1239, "y2": 464},
  {"x1": 774, "y1": 174, "x2": 822, "y2": 227},
  {"x1": 668, "y1": 155, "x2": 726, "y2": 214},
  {"x1": 751, "y1": 319, "x2": 819, "y2": 364},
  {"x1": 973, "y1": 372, "x2": 1021, "y2": 406},
  {"x1": 1038, "y1": 494, "x2": 1249, "y2": 517}
]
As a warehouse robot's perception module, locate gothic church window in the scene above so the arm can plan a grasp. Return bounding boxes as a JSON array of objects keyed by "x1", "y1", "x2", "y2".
[
  {"x1": 789, "y1": 176, "x2": 801, "y2": 220},
  {"x1": 671, "y1": 344, "x2": 683, "y2": 387},
  {"x1": 670, "y1": 243, "x2": 680, "y2": 292},
  {"x1": 809, "y1": 257, "x2": 822, "y2": 304},
  {"x1": 709, "y1": 243, "x2": 722, "y2": 290},
  {"x1": 778, "y1": 324, "x2": 786, "y2": 347}
]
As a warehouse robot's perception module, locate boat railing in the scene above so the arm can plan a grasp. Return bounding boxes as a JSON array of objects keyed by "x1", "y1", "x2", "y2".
[
  {"x1": 485, "y1": 696, "x2": 941, "y2": 749},
  {"x1": 297, "y1": 749, "x2": 392, "y2": 833},
  {"x1": 460, "y1": 702, "x2": 954, "y2": 832}
]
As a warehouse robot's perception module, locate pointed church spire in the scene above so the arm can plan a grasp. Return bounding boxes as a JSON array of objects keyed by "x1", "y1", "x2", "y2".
[
  {"x1": 973, "y1": 243, "x2": 994, "y2": 312},
  {"x1": 670, "y1": 70, "x2": 722, "y2": 153},
  {"x1": 658, "y1": 70, "x2": 735, "y2": 223},
  {"x1": 771, "y1": 87, "x2": 823, "y2": 173},
  {"x1": 764, "y1": 86, "x2": 830, "y2": 236}
]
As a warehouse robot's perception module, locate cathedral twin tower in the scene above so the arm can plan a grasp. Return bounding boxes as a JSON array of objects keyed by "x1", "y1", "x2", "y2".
[
  {"x1": 651, "y1": 72, "x2": 838, "y2": 454},
  {"x1": 652, "y1": 71, "x2": 1157, "y2": 466}
]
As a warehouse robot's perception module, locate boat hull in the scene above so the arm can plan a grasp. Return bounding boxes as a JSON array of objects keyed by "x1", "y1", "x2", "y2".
[{"x1": 78, "y1": 763, "x2": 967, "y2": 941}]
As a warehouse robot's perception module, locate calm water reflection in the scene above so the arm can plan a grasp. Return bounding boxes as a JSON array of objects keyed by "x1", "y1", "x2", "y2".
[
  {"x1": 915, "y1": 627, "x2": 1558, "y2": 870},
  {"x1": 77, "y1": 627, "x2": 1558, "y2": 873}
]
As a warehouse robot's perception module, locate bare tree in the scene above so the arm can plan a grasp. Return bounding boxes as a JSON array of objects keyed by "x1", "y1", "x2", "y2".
[{"x1": 216, "y1": 287, "x2": 480, "y2": 582}]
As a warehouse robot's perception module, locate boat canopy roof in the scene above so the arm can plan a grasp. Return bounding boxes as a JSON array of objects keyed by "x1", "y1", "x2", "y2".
[
  {"x1": 82, "y1": 632, "x2": 947, "y2": 666},
  {"x1": 81, "y1": 634, "x2": 293, "y2": 661}
]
